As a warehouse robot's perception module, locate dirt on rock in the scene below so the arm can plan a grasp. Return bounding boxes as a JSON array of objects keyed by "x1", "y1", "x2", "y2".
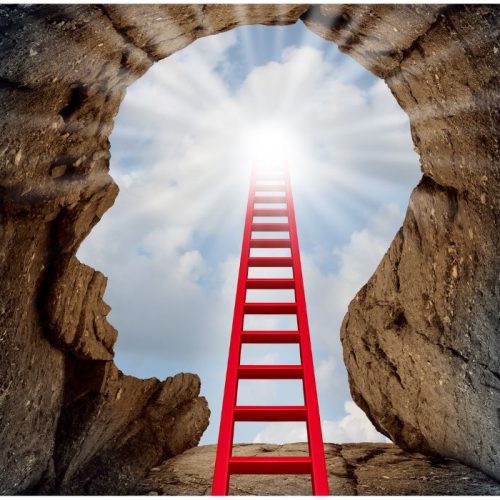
[{"x1": 136, "y1": 443, "x2": 500, "y2": 495}]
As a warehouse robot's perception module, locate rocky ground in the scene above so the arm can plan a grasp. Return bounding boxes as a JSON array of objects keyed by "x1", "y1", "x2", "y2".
[{"x1": 136, "y1": 443, "x2": 500, "y2": 495}]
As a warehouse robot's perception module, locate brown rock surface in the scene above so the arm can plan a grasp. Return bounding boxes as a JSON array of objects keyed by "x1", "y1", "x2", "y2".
[
  {"x1": 51, "y1": 370, "x2": 209, "y2": 494},
  {"x1": 0, "y1": 2, "x2": 499, "y2": 494},
  {"x1": 303, "y1": 5, "x2": 500, "y2": 481},
  {"x1": 0, "y1": 4, "x2": 307, "y2": 494},
  {"x1": 135, "y1": 443, "x2": 500, "y2": 495}
]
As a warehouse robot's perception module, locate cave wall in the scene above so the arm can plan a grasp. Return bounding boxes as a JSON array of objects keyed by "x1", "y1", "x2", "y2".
[
  {"x1": 0, "y1": 3, "x2": 498, "y2": 493},
  {"x1": 0, "y1": 4, "x2": 310, "y2": 494},
  {"x1": 302, "y1": 4, "x2": 500, "y2": 480}
]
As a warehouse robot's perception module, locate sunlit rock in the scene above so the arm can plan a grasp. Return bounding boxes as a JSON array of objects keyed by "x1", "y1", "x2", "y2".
[{"x1": 135, "y1": 443, "x2": 500, "y2": 495}]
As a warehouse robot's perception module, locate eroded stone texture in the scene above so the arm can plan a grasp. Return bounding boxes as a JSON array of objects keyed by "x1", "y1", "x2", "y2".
[
  {"x1": 46, "y1": 256, "x2": 117, "y2": 361},
  {"x1": 0, "y1": 3, "x2": 307, "y2": 494},
  {"x1": 135, "y1": 443, "x2": 500, "y2": 495},
  {"x1": 52, "y1": 370, "x2": 209, "y2": 494},
  {"x1": 302, "y1": 4, "x2": 500, "y2": 481},
  {"x1": 0, "y1": 2, "x2": 499, "y2": 494}
]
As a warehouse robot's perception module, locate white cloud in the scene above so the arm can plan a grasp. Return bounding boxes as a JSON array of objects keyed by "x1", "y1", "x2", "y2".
[
  {"x1": 78, "y1": 27, "x2": 419, "y2": 444},
  {"x1": 302, "y1": 202, "x2": 404, "y2": 356},
  {"x1": 330, "y1": 201, "x2": 404, "y2": 310},
  {"x1": 315, "y1": 356, "x2": 336, "y2": 392},
  {"x1": 253, "y1": 400, "x2": 388, "y2": 444},
  {"x1": 177, "y1": 250, "x2": 207, "y2": 282},
  {"x1": 253, "y1": 421, "x2": 307, "y2": 444},
  {"x1": 322, "y1": 401, "x2": 389, "y2": 443}
]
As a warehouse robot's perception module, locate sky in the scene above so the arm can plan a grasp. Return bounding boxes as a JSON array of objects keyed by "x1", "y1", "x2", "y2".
[{"x1": 78, "y1": 21, "x2": 421, "y2": 445}]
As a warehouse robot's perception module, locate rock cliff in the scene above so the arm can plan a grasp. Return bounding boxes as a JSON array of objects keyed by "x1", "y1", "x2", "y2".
[
  {"x1": 0, "y1": 3, "x2": 499, "y2": 493},
  {"x1": 0, "y1": 4, "x2": 308, "y2": 494},
  {"x1": 303, "y1": 5, "x2": 500, "y2": 480}
]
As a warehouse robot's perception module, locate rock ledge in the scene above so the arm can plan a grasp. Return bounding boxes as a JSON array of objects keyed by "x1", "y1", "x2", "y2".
[{"x1": 136, "y1": 443, "x2": 500, "y2": 496}]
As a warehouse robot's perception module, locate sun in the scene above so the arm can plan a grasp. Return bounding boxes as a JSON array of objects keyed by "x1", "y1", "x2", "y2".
[{"x1": 239, "y1": 121, "x2": 304, "y2": 173}]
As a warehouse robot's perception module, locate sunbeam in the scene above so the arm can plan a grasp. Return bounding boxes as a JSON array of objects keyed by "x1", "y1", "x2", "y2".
[{"x1": 78, "y1": 20, "x2": 420, "y2": 446}]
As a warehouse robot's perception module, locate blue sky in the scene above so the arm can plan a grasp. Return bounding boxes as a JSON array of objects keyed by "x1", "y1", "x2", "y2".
[{"x1": 78, "y1": 21, "x2": 421, "y2": 445}]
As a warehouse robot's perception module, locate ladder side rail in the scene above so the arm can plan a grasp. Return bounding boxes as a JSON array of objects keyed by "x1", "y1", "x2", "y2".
[
  {"x1": 212, "y1": 169, "x2": 256, "y2": 495},
  {"x1": 284, "y1": 170, "x2": 330, "y2": 495}
]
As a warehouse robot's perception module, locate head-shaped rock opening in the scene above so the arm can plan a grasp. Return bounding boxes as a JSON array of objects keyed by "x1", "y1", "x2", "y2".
[{"x1": 0, "y1": 4, "x2": 498, "y2": 494}]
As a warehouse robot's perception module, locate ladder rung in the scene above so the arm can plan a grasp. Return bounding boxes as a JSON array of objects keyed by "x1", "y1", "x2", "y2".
[
  {"x1": 254, "y1": 195, "x2": 287, "y2": 204},
  {"x1": 246, "y1": 278, "x2": 295, "y2": 289},
  {"x1": 252, "y1": 222, "x2": 290, "y2": 232},
  {"x1": 238, "y1": 365, "x2": 303, "y2": 379},
  {"x1": 229, "y1": 456, "x2": 312, "y2": 475},
  {"x1": 253, "y1": 185, "x2": 286, "y2": 192},
  {"x1": 241, "y1": 331, "x2": 301, "y2": 343},
  {"x1": 243, "y1": 303, "x2": 297, "y2": 314},
  {"x1": 255, "y1": 172, "x2": 285, "y2": 179},
  {"x1": 250, "y1": 239, "x2": 291, "y2": 248},
  {"x1": 248, "y1": 257, "x2": 292, "y2": 267},
  {"x1": 213, "y1": 167, "x2": 329, "y2": 496},
  {"x1": 253, "y1": 209, "x2": 288, "y2": 217},
  {"x1": 234, "y1": 405, "x2": 307, "y2": 421}
]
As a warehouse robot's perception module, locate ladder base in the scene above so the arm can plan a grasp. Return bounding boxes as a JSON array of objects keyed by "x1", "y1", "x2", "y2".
[{"x1": 229, "y1": 456, "x2": 312, "y2": 475}]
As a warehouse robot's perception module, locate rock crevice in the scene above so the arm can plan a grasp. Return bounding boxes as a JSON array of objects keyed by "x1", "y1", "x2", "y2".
[{"x1": 135, "y1": 443, "x2": 500, "y2": 496}]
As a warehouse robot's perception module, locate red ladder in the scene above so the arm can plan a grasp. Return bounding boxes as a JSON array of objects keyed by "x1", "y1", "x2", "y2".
[{"x1": 212, "y1": 168, "x2": 329, "y2": 495}]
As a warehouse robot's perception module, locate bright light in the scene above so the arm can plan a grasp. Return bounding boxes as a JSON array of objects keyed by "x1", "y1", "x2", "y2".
[{"x1": 240, "y1": 121, "x2": 304, "y2": 172}]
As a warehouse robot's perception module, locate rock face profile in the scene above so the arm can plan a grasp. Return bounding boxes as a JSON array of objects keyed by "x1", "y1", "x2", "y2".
[
  {"x1": 136, "y1": 443, "x2": 500, "y2": 495},
  {"x1": 306, "y1": 5, "x2": 500, "y2": 481},
  {"x1": 0, "y1": 3, "x2": 499, "y2": 494}
]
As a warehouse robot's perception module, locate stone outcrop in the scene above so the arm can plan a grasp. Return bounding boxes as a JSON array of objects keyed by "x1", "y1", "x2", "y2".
[
  {"x1": 0, "y1": 3, "x2": 499, "y2": 493},
  {"x1": 0, "y1": 4, "x2": 308, "y2": 494},
  {"x1": 302, "y1": 5, "x2": 500, "y2": 481},
  {"x1": 51, "y1": 370, "x2": 209, "y2": 494},
  {"x1": 46, "y1": 256, "x2": 118, "y2": 361},
  {"x1": 135, "y1": 443, "x2": 500, "y2": 495}
]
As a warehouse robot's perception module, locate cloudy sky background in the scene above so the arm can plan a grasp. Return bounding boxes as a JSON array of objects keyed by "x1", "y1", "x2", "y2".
[{"x1": 78, "y1": 21, "x2": 421, "y2": 444}]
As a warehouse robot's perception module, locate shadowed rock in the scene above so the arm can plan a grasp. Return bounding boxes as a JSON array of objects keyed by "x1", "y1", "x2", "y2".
[
  {"x1": 52, "y1": 370, "x2": 209, "y2": 494},
  {"x1": 303, "y1": 5, "x2": 500, "y2": 481}
]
